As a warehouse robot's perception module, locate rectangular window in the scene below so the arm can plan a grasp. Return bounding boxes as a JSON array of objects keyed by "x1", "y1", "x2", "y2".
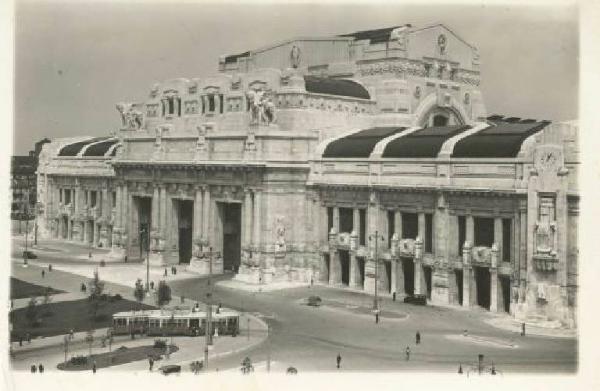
[
  {"x1": 208, "y1": 95, "x2": 216, "y2": 112},
  {"x1": 502, "y1": 218, "x2": 512, "y2": 263},
  {"x1": 359, "y1": 209, "x2": 366, "y2": 246},
  {"x1": 167, "y1": 97, "x2": 174, "y2": 115},
  {"x1": 425, "y1": 213, "x2": 433, "y2": 253},
  {"x1": 339, "y1": 208, "x2": 353, "y2": 233},
  {"x1": 474, "y1": 217, "x2": 494, "y2": 247},
  {"x1": 91, "y1": 191, "x2": 97, "y2": 207},
  {"x1": 219, "y1": 94, "x2": 224, "y2": 114},
  {"x1": 387, "y1": 211, "x2": 395, "y2": 248},
  {"x1": 112, "y1": 191, "x2": 116, "y2": 208},
  {"x1": 177, "y1": 98, "x2": 181, "y2": 116},
  {"x1": 59, "y1": 189, "x2": 63, "y2": 203},
  {"x1": 401, "y1": 212, "x2": 418, "y2": 239},
  {"x1": 458, "y1": 215, "x2": 466, "y2": 255}
]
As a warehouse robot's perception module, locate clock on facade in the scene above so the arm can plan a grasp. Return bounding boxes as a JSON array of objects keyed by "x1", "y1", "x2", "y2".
[{"x1": 538, "y1": 151, "x2": 558, "y2": 170}]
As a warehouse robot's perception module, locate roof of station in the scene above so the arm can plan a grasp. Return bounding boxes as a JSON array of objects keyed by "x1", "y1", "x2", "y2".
[
  {"x1": 339, "y1": 25, "x2": 405, "y2": 44},
  {"x1": 323, "y1": 127, "x2": 406, "y2": 158},
  {"x1": 304, "y1": 76, "x2": 370, "y2": 100},
  {"x1": 58, "y1": 137, "x2": 114, "y2": 157},
  {"x1": 451, "y1": 116, "x2": 550, "y2": 158},
  {"x1": 83, "y1": 139, "x2": 119, "y2": 157},
  {"x1": 382, "y1": 125, "x2": 471, "y2": 158}
]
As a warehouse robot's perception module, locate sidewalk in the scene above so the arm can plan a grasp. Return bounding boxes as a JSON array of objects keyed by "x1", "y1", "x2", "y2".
[
  {"x1": 218, "y1": 279, "x2": 310, "y2": 293},
  {"x1": 483, "y1": 313, "x2": 577, "y2": 338}
]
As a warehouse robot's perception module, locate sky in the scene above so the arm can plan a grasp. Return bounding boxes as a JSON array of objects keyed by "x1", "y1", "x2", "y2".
[{"x1": 12, "y1": 1, "x2": 578, "y2": 155}]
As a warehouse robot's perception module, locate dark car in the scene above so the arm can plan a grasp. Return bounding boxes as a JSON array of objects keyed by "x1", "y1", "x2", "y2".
[
  {"x1": 159, "y1": 365, "x2": 181, "y2": 375},
  {"x1": 22, "y1": 251, "x2": 37, "y2": 259},
  {"x1": 403, "y1": 294, "x2": 427, "y2": 306}
]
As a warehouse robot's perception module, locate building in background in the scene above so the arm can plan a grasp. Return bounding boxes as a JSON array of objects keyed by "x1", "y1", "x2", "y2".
[
  {"x1": 35, "y1": 24, "x2": 578, "y2": 328},
  {"x1": 11, "y1": 138, "x2": 50, "y2": 225}
]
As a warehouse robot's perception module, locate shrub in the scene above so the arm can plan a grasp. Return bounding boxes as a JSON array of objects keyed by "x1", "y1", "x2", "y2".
[
  {"x1": 113, "y1": 293, "x2": 123, "y2": 301},
  {"x1": 70, "y1": 356, "x2": 88, "y2": 366},
  {"x1": 154, "y1": 339, "x2": 167, "y2": 349},
  {"x1": 307, "y1": 295, "x2": 322, "y2": 306}
]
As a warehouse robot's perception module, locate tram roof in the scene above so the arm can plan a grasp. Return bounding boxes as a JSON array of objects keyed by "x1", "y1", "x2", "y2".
[{"x1": 112, "y1": 308, "x2": 239, "y2": 319}]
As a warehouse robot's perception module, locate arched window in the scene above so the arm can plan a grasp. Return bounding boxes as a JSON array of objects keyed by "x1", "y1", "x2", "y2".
[{"x1": 433, "y1": 114, "x2": 449, "y2": 126}]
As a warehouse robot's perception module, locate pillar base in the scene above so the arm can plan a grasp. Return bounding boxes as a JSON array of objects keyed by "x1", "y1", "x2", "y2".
[
  {"x1": 107, "y1": 246, "x2": 126, "y2": 261},
  {"x1": 234, "y1": 265, "x2": 262, "y2": 284},
  {"x1": 149, "y1": 252, "x2": 167, "y2": 267},
  {"x1": 187, "y1": 257, "x2": 224, "y2": 275}
]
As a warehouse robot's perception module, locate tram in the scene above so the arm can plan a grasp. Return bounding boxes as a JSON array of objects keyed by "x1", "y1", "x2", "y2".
[{"x1": 111, "y1": 306, "x2": 240, "y2": 337}]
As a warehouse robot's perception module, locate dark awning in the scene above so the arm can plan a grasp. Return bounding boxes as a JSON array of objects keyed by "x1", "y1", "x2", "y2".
[
  {"x1": 323, "y1": 127, "x2": 405, "y2": 158},
  {"x1": 304, "y1": 76, "x2": 370, "y2": 100},
  {"x1": 83, "y1": 139, "x2": 118, "y2": 157},
  {"x1": 339, "y1": 26, "x2": 402, "y2": 44},
  {"x1": 58, "y1": 137, "x2": 107, "y2": 157},
  {"x1": 452, "y1": 118, "x2": 550, "y2": 158},
  {"x1": 382, "y1": 125, "x2": 470, "y2": 158}
]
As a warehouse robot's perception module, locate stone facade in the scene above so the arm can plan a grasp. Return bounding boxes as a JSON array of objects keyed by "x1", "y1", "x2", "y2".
[{"x1": 36, "y1": 24, "x2": 578, "y2": 328}]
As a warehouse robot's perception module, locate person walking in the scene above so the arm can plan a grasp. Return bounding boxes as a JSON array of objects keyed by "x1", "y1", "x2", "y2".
[
  {"x1": 26, "y1": 333, "x2": 31, "y2": 344},
  {"x1": 48, "y1": 264, "x2": 52, "y2": 272},
  {"x1": 92, "y1": 360, "x2": 97, "y2": 374},
  {"x1": 416, "y1": 331, "x2": 421, "y2": 345},
  {"x1": 336, "y1": 353, "x2": 342, "y2": 369},
  {"x1": 19, "y1": 336, "x2": 23, "y2": 347},
  {"x1": 38, "y1": 363, "x2": 44, "y2": 373},
  {"x1": 405, "y1": 346, "x2": 411, "y2": 361},
  {"x1": 149, "y1": 357, "x2": 154, "y2": 371},
  {"x1": 31, "y1": 365, "x2": 37, "y2": 373},
  {"x1": 521, "y1": 322, "x2": 526, "y2": 336},
  {"x1": 70, "y1": 328, "x2": 74, "y2": 340},
  {"x1": 41, "y1": 270, "x2": 45, "y2": 278},
  {"x1": 164, "y1": 268, "x2": 168, "y2": 277}
]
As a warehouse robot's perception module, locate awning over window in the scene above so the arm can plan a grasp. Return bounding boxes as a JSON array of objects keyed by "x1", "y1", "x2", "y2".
[
  {"x1": 323, "y1": 127, "x2": 405, "y2": 158},
  {"x1": 382, "y1": 125, "x2": 470, "y2": 158}
]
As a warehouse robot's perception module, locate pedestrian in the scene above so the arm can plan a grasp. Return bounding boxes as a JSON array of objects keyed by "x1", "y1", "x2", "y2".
[
  {"x1": 48, "y1": 264, "x2": 52, "y2": 272},
  {"x1": 70, "y1": 329, "x2": 74, "y2": 340},
  {"x1": 336, "y1": 353, "x2": 341, "y2": 369},
  {"x1": 171, "y1": 266, "x2": 174, "y2": 275},
  {"x1": 92, "y1": 361, "x2": 97, "y2": 374},
  {"x1": 149, "y1": 357, "x2": 154, "y2": 371},
  {"x1": 124, "y1": 255, "x2": 128, "y2": 263},
  {"x1": 174, "y1": 266, "x2": 177, "y2": 275},
  {"x1": 31, "y1": 365, "x2": 37, "y2": 373},
  {"x1": 310, "y1": 277, "x2": 314, "y2": 287},
  {"x1": 26, "y1": 333, "x2": 31, "y2": 344},
  {"x1": 164, "y1": 268, "x2": 168, "y2": 277},
  {"x1": 416, "y1": 331, "x2": 421, "y2": 345},
  {"x1": 19, "y1": 336, "x2": 23, "y2": 347},
  {"x1": 463, "y1": 329, "x2": 468, "y2": 337},
  {"x1": 521, "y1": 322, "x2": 526, "y2": 336},
  {"x1": 375, "y1": 312, "x2": 379, "y2": 324},
  {"x1": 81, "y1": 283, "x2": 87, "y2": 292},
  {"x1": 41, "y1": 270, "x2": 45, "y2": 278},
  {"x1": 150, "y1": 281, "x2": 154, "y2": 290},
  {"x1": 393, "y1": 292, "x2": 397, "y2": 301},
  {"x1": 405, "y1": 346, "x2": 410, "y2": 361},
  {"x1": 38, "y1": 363, "x2": 44, "y2": 373},
  {"x1": 458, "y1": 364, "x2": 463, "y2": 374},
  {"x1": 89, "y1": 252, "x2": 92, "y2": 259}
]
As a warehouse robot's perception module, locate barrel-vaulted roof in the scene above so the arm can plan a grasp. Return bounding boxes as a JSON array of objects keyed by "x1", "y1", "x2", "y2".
[
  {"x1": 323, "y1": 127, "x2": 406, "y2": 158},
  {"x1": 382, "y1": 125, "x2": 471, "y2": 158},
  {"x1": 451, "y1": 116, "x2": 550, "y2": 158},
  {"x1": 58, "y1": 137, "x2": 110, "y2": 157},
  {"x1": 304, "y1": 76, "x2": 370, "y2": 100}
]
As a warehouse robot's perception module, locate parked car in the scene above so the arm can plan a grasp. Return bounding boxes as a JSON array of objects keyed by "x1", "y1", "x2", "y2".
[
  {"x1": 159, "y1": 365, "x2": 181, "y2": 375},
  {"x1": 307, "y1": 295, "x2": 322, "y2": 307},
  {"x1": 22, "y1": 251, "x2": 37, "y2": 259},
  {"x1": 403, "y1": 294, "x2": 427, "y2": 306}
]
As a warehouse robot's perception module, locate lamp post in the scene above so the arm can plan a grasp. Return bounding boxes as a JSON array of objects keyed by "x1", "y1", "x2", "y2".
[
  {"x1": 369, "y1": 230, "x2": 385, "y2": 314},
  {"x1": 140, "y1": 226, "x2": 149, "y2": 293},
  {"x1": 204, "y1": 247, "x2": 215, "y2": 369},
  {"x1": 23, "y1": 201, "x2": 29, "y2": 267}
]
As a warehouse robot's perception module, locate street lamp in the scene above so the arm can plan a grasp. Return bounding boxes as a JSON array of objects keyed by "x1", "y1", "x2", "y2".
[
  {"x1": 369, "y1": 230, "x2": 385, "y2": 315},
  {"x1": 204, "y1": 246, "x2": 216, "y2": 369},
  {"x1": 140, "y1": 226, "x2": 150, "y2": 293}
]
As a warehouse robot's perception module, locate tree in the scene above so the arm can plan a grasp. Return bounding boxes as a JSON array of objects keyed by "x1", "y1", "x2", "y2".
[
  {"x1": 88, "y1": 270, "x2": 105, "y2": 320},
  {"x1": 25, "y1": 297, "x2": 38, "y2": 326},
  {"x1": 156, "y1": 280, "x2": 171, "y2": 308},
  {"x1": 134, "y1": 279, "x2": 145, "y2": 310}
]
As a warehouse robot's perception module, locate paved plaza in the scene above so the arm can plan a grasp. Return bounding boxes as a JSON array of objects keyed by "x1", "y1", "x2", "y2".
[{"x1": 10, "y1": 238, "x2": 577, "y2": 374}]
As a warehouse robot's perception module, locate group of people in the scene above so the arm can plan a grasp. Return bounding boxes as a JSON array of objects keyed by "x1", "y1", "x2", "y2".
[
  {"x1": 41, "y1": 264, "x2": 52, "y2": 278},
  {"x1": 334, "y1": 331, "x2": 422, "y2": 369},
  {"x1": 164, "y1": 266, "x2": 178, "y2": 277},
  {"x1": 30, "y1": 363, "x2": 44, "y2": 373}
]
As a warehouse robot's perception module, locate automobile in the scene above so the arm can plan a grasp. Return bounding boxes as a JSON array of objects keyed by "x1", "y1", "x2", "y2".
[
  {"x1": 403, "y1": 294, "x2": 427, "y2": 306},
  {"x1": 159, "y1": 365, "x2": 181, "y2": 375},
  {"x1": 22, "y1": 251, "x2": 37, "y2": 259},
  {"x1": 307, "y1": 295, "x2": 322, "y2": 307}
]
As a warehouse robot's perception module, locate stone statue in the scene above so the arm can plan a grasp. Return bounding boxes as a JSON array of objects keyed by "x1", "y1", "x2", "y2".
[
  {"x1": 535, "y1": 197, "x2": 557, "y2": 255},
  {"x1": 116, "y1": 103, "x2": 143, "y2": 130},
  {"x1": 246, "y1": 89, "x2": 276, "y2": 126}
]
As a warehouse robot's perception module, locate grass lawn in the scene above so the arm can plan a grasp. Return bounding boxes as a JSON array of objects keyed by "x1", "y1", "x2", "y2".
[
  {"x1": 10, "y1": 297, "x2": 156, "y2": 341},
  {"x1": 10, "y1": 277, "x2": 65, "y2": 300},
  {"x1": 56, "y1": 344, "x2": 179, "y2": 371}
]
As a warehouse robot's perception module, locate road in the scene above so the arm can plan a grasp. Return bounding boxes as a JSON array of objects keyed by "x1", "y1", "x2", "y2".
[{"x1": 11, "y1": 237, "x2": 577, "y2": 374}]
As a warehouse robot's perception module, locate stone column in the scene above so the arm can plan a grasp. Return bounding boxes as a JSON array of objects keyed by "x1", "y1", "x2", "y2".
[
  {"x1": 122, "y1": 184, "x2": 129, "y2": 249},
  {"x1": 494, "y1": 217, "x2": 503, "y2": 263},
  {"x1": 394, "y1": 210, "x2": 402, "y2": 239},
  {"x1": 333, "y1": 206, "x2": 340, "y2": 233},
  {"x1": 462, "y1": 241, "x2": 472, "y2": 307},
  {"x1": 243, "y1": 189, "x2": 252, "y2": 248},
  {"x1": 83, "y1": 220, "x2": 89, "y2": 243},
  {"x1": 466, "y1": 214, "x2": 474, "y2": 245},
  {"x1": 490, "y1": 243, "x2": 499, "y2": 312},
  {"x1": 414, "y1": 237, "x2": 424, "y2": 295},
  {"x1": 320, "y1": 203, "x2": 328, "y2": 245},
  {"x1": 349, "y1": 252, "x2": 357, "y2": 288},
  {"x1": 194, "y1": 186, "x2": 203, "y2": 241},
  {"x1": 151, "y1": 185, "x2": 159, "y2": 232},
  {"x1": 67, "y1": 218, "x2": 72, "y2": 240},
  {"x1": 418, "y1": 212, "x2": 426, "y2": 249},
  {"x1": 93, "y1": 220, "x2": 99, "y2": 247},
  {"x1": 202, "y1": 186, "x2": 211, "y2": 244},
  {"x1": 160, "y1": 185, "x2": 167, "y2": 236}
]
